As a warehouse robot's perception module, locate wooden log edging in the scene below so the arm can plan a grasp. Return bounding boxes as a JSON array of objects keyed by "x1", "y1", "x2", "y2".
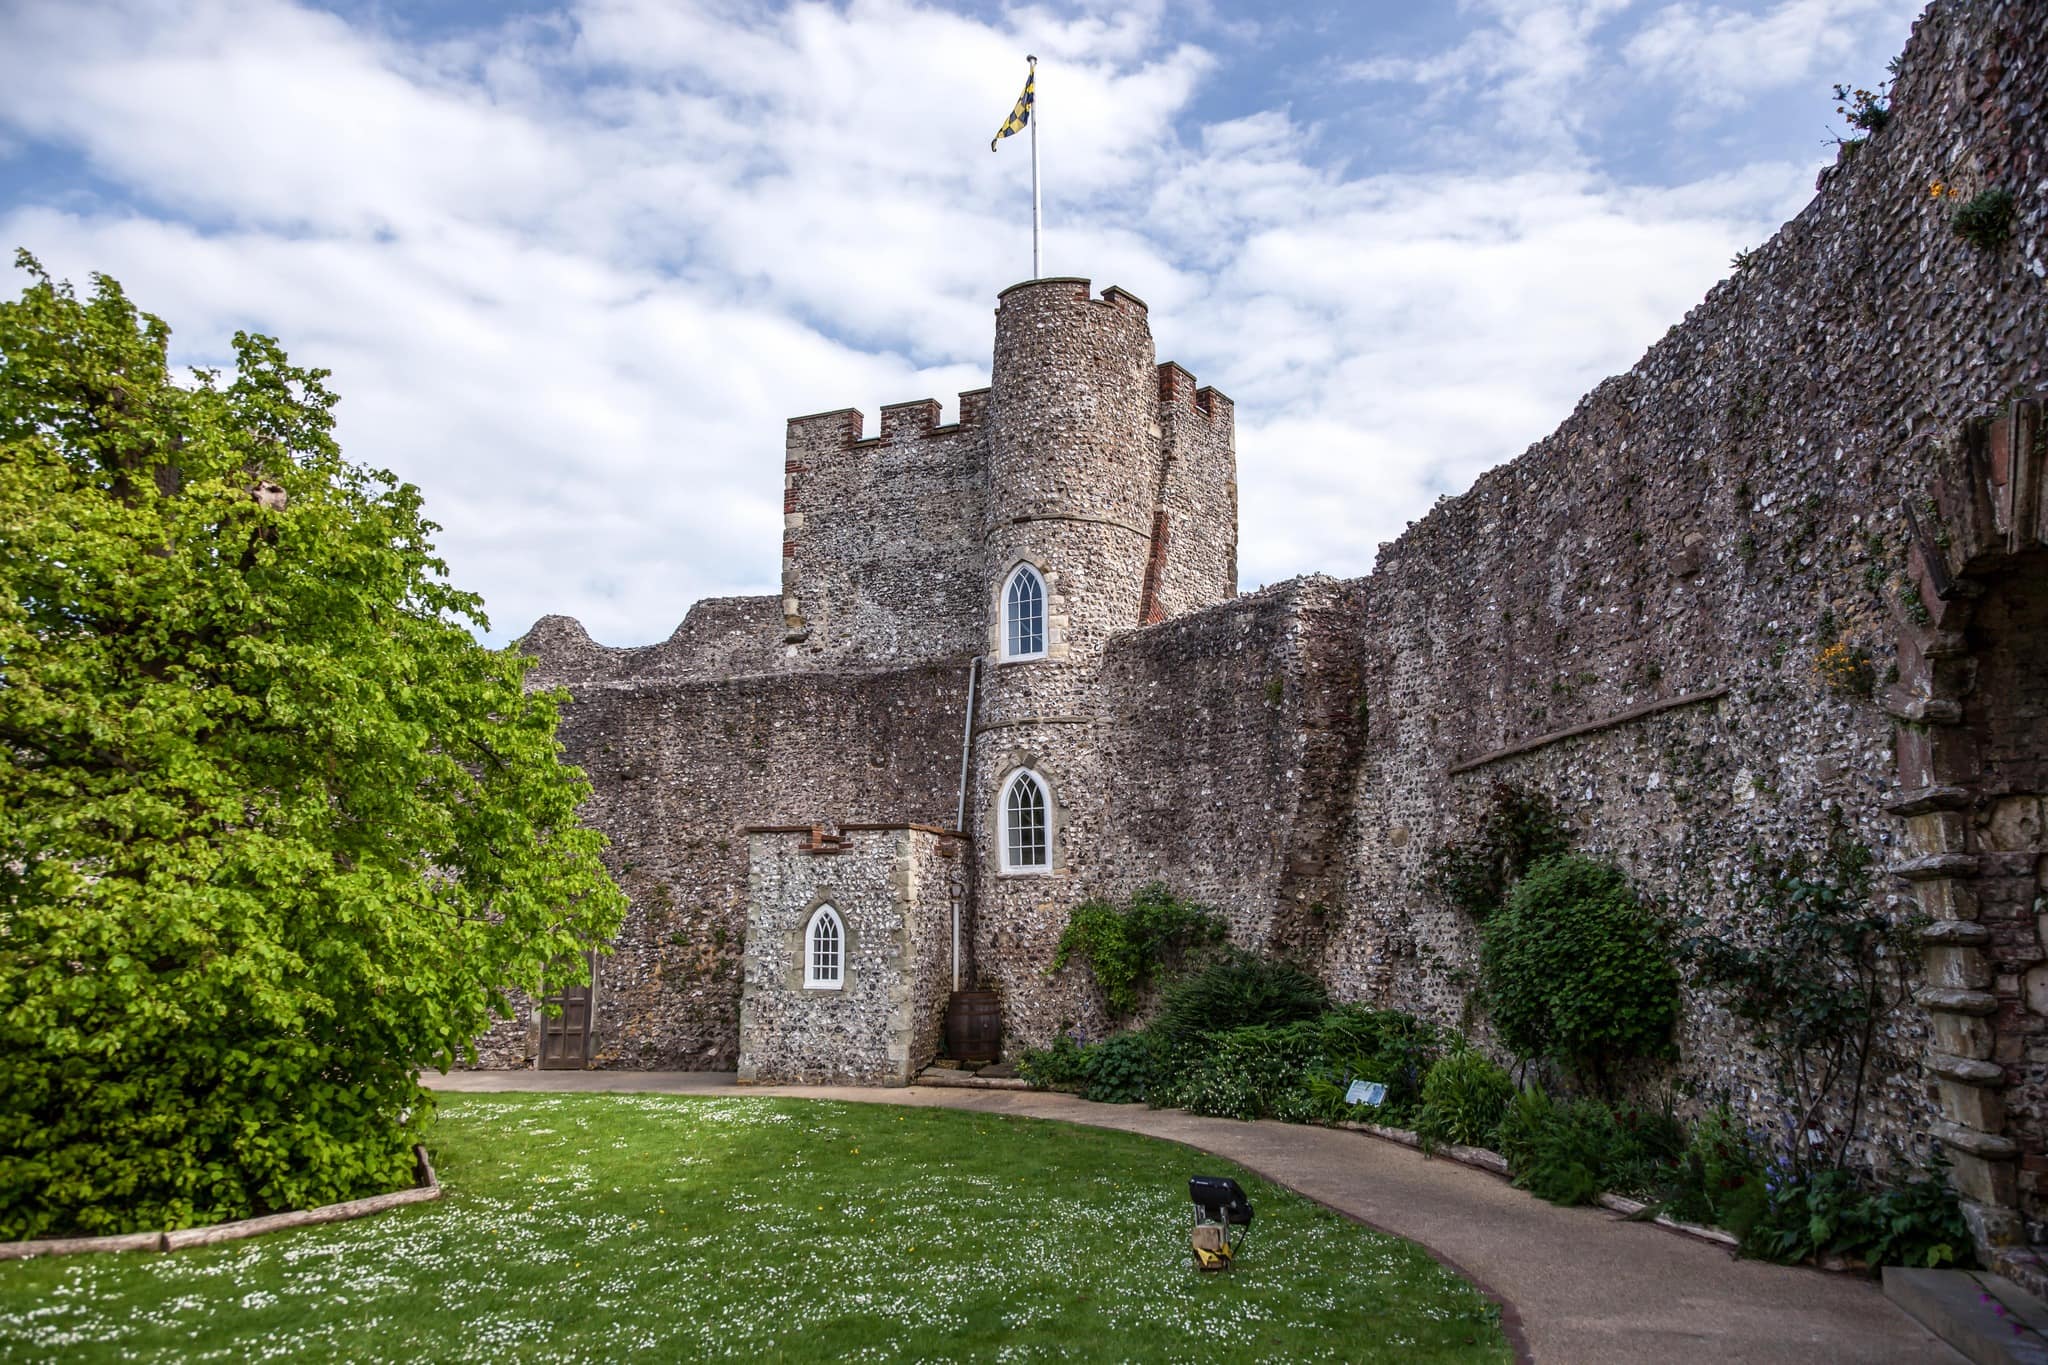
[{"x1": 0, "y1": 1144, "x2": 440, "y2": 1261}]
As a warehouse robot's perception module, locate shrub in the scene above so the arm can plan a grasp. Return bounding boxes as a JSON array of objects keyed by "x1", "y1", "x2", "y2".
[
  {"x1": 1165, "y1": 1021, "x2": 1322, "y2": 1121},
  {"x1": 1482, "y1": 855, "x2": 1678, "y2": 1089},
  {"x1": 1497, "y1": 1090, "x2": 1604, "y2": 1206},
  {"x1": 1496, "y1": 1090, "x2": 1684, "y2": 1206},
  {"x1": 1076, "y1": 1031, "x2": 1157, "y2": 1105},
  {"x1": 1951, "y1": 187, "x2": 2016, "y2": 252},
  {"x1": 1309, "y1": 1006, "x2": 1444, "y2": 1126},
  {"x1": 1661, "y1": 1103, "x2": 1767, "y2": 1237},
  {"x1": 1152, "y1": 952, "x2": 1329, "y2": 1049},
  {"x1": 1050, "y1": 883, "x2": 1225, "y2": 1017},
  {"x1": 1019, "y1": 1030, "x2": 1160, "y2": 1104},
  {"x1": 1415, "y1": 1047, "x2": 1516, "y2": 1150},
  {"x1": 1746, "y1": 1164, "x2": 1972, "y2": 1270},
  {"x1": 1815, "y1": 641, "x2": 1876, "y2": 698},
  {"x1": 1832, "y1": 82, "x2": 1890, "y2": 135},
  {"x1": 1017, "y1": 1035, "x2": 1090, "y2": 1091}
]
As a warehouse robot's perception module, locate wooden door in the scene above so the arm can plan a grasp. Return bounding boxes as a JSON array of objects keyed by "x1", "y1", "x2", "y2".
[{"x1": 538, "y1": 956, "x2": 594, "y2": 1069}]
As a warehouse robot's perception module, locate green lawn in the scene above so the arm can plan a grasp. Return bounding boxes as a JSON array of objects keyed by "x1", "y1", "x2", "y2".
[{"x1": 0, "y1": 1094, "x2": 1510, "y2": 1362}]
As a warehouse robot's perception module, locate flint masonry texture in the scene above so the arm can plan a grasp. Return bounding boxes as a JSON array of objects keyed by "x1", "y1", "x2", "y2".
[{"x1": 501, "y1": 0, "x2": 2047, "y2": 1275}]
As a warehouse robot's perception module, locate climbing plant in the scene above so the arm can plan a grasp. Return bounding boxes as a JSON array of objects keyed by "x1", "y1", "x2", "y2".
[
  {"x1": 1419, "y1": 781, "x2": 1573, "y2": 921},
  {"x1": 1050, "y1": 882, "x2": 1225, "y2": 1017},
  {"x1": 1677, "y1": 816, "x2": 1915, "y2": 1174}
]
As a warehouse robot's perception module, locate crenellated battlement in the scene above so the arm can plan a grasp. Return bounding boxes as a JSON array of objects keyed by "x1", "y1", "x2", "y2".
[
  {"x1": 878, "y1": 399, "x2": 941, "y2": 443},
  {"x1": 994, "y1": 276, "x2": 1150, "y2": 318},
  {"x1": 784, "y1": 406, "x2": 863, "y2": 451},
  {"x1": 784, "y1": 388, "x2": 993, "y2": 452},
  {"x1": 1157, "y1": 362, "x2": 1232, "y2": 424},
  {"x1": 776, "y1": 273, "x2": 1234, "y2": 669}
]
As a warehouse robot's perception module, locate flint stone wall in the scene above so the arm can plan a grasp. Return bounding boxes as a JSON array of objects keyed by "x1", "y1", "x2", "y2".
[
  {"x1": 737, "y1": 827, "x2": 964, "y2": 1086},
  {"x1": 477, "y1": 660, "x2": 972, "y2": 1069},
  {"x1": 1101, "y1": 578, "x2": 1366, "y2": 947},
  {"x1": 781, "y1": 399, "x2": 991, "y2": 668},
  {"x1": 1327, "y1": 0, "x2": 2046, "y2": 1171}
]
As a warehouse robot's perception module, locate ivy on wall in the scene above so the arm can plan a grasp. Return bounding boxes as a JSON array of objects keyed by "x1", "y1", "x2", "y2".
[
  {"x1": 1418, "y1": 781, "x2": 1573, "y2": 921},
  {"x1": 1050, "y1": 882, "x2": 1225, "y2": 1017}
]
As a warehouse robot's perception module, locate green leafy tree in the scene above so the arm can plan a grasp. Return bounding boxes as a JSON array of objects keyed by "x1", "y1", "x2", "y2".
[
  {"x1": 0, "y1": 254, "x2": 627, "y2": 1240},
  {"x1": 1481, "y1": 855, "x2": 1678, "y2": 1091}
]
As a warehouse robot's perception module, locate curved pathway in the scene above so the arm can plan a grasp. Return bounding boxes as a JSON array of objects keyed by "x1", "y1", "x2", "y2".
[{"x1": 424, "y1": 1070, "x2": 1959, "y2": 1364}]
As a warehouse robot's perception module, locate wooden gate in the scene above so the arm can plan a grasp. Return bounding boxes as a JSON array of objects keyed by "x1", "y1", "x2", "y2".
[{"x1": 538, "y1": 955, "x2": 594, "y2": 1070}]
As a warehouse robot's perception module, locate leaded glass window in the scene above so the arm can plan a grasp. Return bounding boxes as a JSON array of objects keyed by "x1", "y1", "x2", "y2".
[
  {"x1": 1004, "y1": 565, "x2": 1046, "y2": 660},
  {"x1": 1003, "y1": 770, "x2": 1049, "y2": 872},
  {"x1": 805, "y1": 905, "x2": 843, "y2": 989}
]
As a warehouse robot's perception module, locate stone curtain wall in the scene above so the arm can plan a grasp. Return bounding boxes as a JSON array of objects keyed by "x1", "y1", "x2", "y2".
[
  {"x1": 1147, "y1": 364, "x2": 1238, "y2": 623},
  {"x1": 1098, "y1": 577, "x2": 1367, "y2": 951},
  {"x1": 521, "y1": 597, "x2": 789, "y2": 688},
  {"x1": 737, "y1": 827, "x2": 963, "y2": 1086},
  {"x1": 1329, "y1": 0, "x2": 2045, "y2": 1202},
  {"x1": 479, "y1": 661, "x2": 971, "y2": 1069}
]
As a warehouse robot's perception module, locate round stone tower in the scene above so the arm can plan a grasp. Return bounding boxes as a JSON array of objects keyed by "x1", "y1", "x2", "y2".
[
  {"x1": 969, "y1": 278, "x2": 1162, "y2": 1047},
  {"x1": 985, "y1": 278, "x2": 1160, "y2": 651}
]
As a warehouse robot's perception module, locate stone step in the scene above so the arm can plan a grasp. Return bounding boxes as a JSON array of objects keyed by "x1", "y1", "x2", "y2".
[
  {"x1": 913, "y1": 1065, "x2": 1032, "y2": 1091},
  {"x1": 1882, "y1": 1267, "x2": 2048, "y2": 1365}
]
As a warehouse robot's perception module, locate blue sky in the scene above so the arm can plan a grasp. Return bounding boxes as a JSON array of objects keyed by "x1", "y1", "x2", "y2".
[{"x1": 0, "y1": 0, "x2": 1924, "y2": 645}]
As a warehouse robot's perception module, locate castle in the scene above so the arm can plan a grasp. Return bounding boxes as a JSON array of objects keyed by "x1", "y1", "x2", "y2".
[{"x1": 489, "y1": 0, "x2": 2048, "y2": 1282}]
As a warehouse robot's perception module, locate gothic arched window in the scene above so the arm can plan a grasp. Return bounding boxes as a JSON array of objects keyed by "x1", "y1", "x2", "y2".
[
  {"x1": 1003, "y1": 564, "x2": 1047, "y2": 661},
  {"x1": 1001, "y1": 769, "x2": 1051, "y2": 873},
  {"x1": 805, "y1": 904, "x2": 844, "y2": 989}
]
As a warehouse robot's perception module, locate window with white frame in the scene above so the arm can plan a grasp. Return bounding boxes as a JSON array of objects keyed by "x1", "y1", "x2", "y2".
[
  {"x1": 804, "y1": 904, "x2": 844, "y2": 989},
  {"x1": 1001, "y1": 769, "x2": 1051, "y2": 872},
  {"x1": 1002, "y1": 564, "x2": 1047, "y2": 660}
]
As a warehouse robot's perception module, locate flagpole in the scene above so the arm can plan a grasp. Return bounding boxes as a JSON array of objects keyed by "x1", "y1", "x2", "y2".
[{"x1": 1028, "y1": 54, "x2": 1041, "y2": 279}]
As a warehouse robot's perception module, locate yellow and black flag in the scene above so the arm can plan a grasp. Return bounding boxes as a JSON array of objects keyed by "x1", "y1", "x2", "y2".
[{"x1": 991, "y1": 57, "x2": 1035, "y2": 152}]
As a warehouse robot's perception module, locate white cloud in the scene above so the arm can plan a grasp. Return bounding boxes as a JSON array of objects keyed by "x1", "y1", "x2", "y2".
[
  {"x1": 1625, "y1": 0, "x2": 1923, "y2": 107},
  {"x1": 1344, "y1": 0, "x2": 1635, "y2": 152},
  {"x1": 0, "y1": 0, "x2": 1904, "y2": 643}
]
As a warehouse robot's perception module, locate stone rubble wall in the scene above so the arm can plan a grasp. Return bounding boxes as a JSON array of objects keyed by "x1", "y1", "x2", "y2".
[
  {"x1": 521, "y1": 596, "x2": 789, "y2": 689},
  {"x1": 1099, "y1": 576, "x2": 1367, "y2": 950},
  {"x1": 1149, "y1": 365, "x2": 1239, "y2": 624},
  {"x1": 737, "y1": 827, "x2": 963, "y2": 1086},
  {"x1": 477, "y1": 660, "x2": 972, "y2": 1069},
  {"x1": 780, "y1": 400, "x2": 991, "y2": 668},
  {"x1": 1327, "y1": 0, "x2": 2046, "y2": 1178}
]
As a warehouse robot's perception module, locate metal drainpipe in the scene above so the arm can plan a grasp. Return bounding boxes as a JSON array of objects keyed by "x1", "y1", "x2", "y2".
[{"x1": 951, "y1": 655, "x2": 980, "y2": 993}]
